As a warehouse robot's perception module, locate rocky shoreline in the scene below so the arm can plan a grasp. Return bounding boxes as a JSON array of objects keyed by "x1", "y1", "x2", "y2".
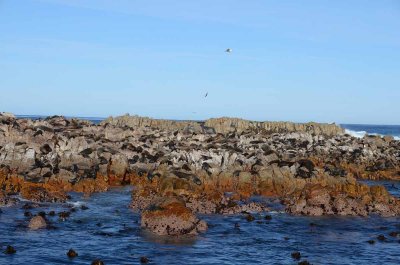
[{"x1": 1, "y1": 112, "x2": 400, "y2": 236}]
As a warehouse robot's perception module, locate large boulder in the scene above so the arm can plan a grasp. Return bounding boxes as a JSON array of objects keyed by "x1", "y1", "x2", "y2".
[
  {"x1": 28, "y1": 215, "x2": 47, "y2": 230},
  {"x1": 141, "y1": 197, "x2": 207, "y2": 236}
]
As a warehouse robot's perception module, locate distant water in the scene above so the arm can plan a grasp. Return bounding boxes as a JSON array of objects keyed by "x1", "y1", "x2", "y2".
[
  {"x1": 16, "y1": 115, "x2": 105, "y2": 125},
  {"x1": 1, "y1": 184, "x2": 400, "y2": 265},
  {"x1": 341, "y1": 124, "x2": 400, "y2": 140}
]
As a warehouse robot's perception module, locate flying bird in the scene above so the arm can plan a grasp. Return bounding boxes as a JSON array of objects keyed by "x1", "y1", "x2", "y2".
[
  {"x1": 225, "y1": 48, "x2": 232, "y2": 53},
  {"x1": 204, "y1": 92, "x2": 208, "y2": 98}
]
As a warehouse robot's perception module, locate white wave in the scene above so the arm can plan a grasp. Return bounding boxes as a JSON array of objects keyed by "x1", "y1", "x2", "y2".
[
  {"x1": 345, "y1": 129, "x2": 400, "y2": 140},
  {"x1": 344, "y1": 129, "x2": 367, "y2": 138},
  {"x1": 68, "y1": 201, "x2": 85, "y2": 207}
]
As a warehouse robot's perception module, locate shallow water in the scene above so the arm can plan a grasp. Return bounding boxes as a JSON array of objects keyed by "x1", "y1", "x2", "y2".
[{"x1": 1, "y1": 184, "x2": 400, "y2": 265}]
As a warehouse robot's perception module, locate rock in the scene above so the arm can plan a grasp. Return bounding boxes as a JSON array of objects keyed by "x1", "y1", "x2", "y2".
[
  {"x1": 141, "y1": 197, "x2": 207, "y2": 236},
  {"x1": 367, "y1": 240, "x2": 375, "y2": 244},
  {"x1": 58, "y1": 211, "x2": 71, "y2": 220},
  {"x1": 291, "y1": 251, "x2": 301, "y2": 260},
  {"x1": 24, "y1": 211, "x2": 32, "y2": 217},
  {"x1": 109, "y1": 154, "x2": 129, "y2": 178},
  {"x1": 377, "y1": 235, "x2": 386, "y2": 241},
  {"x1": 0, "y1": 191, "x2": 18, "y2": 207},
  {"x1": 298, "y1": 261, "x2": 310, "y2": 265},
  {"x1": 245, "y1": 213, "x2": 255, "y2": 222},
  {"x1": 265, "y1": 215, "x2": 272, "y2": 220},
  {"x1": 21, "y1": 185, "x2": 69, "y2": 203},
  {"x1": 4, "y1": 245, "x2": 16, "y2": 254},
  {"x1": 140, "y1": 256, "x2": 150, "y2": 263},
  {"x1": 383, "y1": 135, "x2": 394, "y2": 143},
  {"x1": 91, "y1": 259, "x2": 105, "y2": 265},
  {"x1": 67, "y1": 249, "x2": 78, "y2": 258},
  {"x1": 28, "y1": 215, "x2": 47, "y2": 230}
]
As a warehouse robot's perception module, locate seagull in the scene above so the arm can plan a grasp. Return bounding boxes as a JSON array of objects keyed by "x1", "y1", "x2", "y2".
[
  {"x1": 204, "y1": 92, "x2": 208, "y2": 98},
  {"x1": 225, "y1": 48, "x2": 232, "y2": 53}
]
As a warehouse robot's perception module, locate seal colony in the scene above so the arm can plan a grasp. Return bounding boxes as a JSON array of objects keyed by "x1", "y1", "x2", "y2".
[{"x1": 1, "y1": 112, "x2": 400, "y2": 236}]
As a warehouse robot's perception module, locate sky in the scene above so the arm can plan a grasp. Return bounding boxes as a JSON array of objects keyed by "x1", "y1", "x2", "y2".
[{"x1": 0, "y1": 0, "x2": 399, "y2": 124}]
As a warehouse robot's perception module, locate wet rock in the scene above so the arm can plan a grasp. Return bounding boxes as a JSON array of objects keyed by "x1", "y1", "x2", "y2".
[
  {"x1": 0, "y1": 191, "x2": 19, "y2": 206},
  {"x1": 21, "y1": 185, "x2": 69, "y2": 203},
  {"x1": 91, "y1": 259, "x2": 105, "y2": 265},
  {"x1": 140, "y1": 256, "x2": 150, "y2": 263},
  {"x1": 141, "y1": 197, "x2": 207, "y2": 236},
  {"x1": 67, "y1": 249, "x2": 78, "y2": 258},
  {"x1": 245, "y1": 213, "x2": 255, "y2": 222},
  {"x1": 24, "y1": 211, "x2": 32, "y2": 217},
  {"x1": 38, "y1": 211, "x2": 46, "y2": 217},
  {"x1": 265, "y1": 214, "x2": 272, "y2": 220},
  {"x1": 377, "y1": 235, "x2": 386, "y2": 241},
  {"x1": 58, "y1": 211, "x2": 71, "y2": 220},
  {"x1": 291, "y1": 251, "x2": 301, "y2": 260},
  {"x1": 28, "y1": 215, "x2": 47, "y2": 230},
  {"x1": 298, "y1": 261, "x2": 310, "y2": 265},
  {"x1": 4, "y1": 245, "x2": 16, "y2": 254}
]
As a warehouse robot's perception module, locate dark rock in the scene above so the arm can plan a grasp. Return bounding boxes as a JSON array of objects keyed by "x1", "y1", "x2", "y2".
[
  {"x1": 4, "y1": 245, "x2": 16, "y2": 254},
  {"x1": 367, "y1": 240, "x2": 375, "y2": 244},
  {"x1": 67, "y1": 249, "x2": 78, "y2": 258},
  {"x1": 58, "y1": 211, "x2": 71, "y2": 220},
  {"x1": 38, "y1": 211, "x2": 46, "y2": 217},
  {"x1": 245, "y1": 214, "x2": 255, "y2": 222},
  {"x1": 24, "y1": 211, "x2": 32, "y2": 217},
  {"x1": 298, "y1": 261, "x2": 310, "y2": 265},
  {"x1": 377, "y1": 235, "x2": 386, "y2": 241},
  {"x1": 265, "y1": 214, "x2": 272, "y2": 220},
  {"x1": 91, "y1": 259, "x2": 105, "y2": 265},
  {"x1": 140, "y1": 256, "x2": 149, "y2": 263},
  {"x1": 291, "y1": 251, "x2": 301, "y2": 260}
]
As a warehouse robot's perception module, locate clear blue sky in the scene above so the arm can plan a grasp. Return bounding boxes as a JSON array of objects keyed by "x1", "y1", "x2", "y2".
[{"x1": 0, "y1": 0, "x2": 399, "y2": 124}]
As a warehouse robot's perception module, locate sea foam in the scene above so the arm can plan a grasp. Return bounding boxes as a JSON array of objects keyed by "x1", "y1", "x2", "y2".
[{"x1": 345, "y1": 129, "x2": 400, "y2": 140}]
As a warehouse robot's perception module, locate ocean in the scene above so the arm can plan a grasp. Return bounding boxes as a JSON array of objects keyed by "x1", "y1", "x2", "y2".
[
  {"x1": 1, "y1": 185, "x2": 399, "y2": 265},
  {"x1": 341, "y1": 124, "x2": 400, "y2": 140}
]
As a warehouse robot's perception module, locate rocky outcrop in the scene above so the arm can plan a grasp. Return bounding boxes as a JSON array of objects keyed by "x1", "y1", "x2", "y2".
[
  {"x1": 204, "y1": 117, "x2": 343, "y2": 136},
  {"x1": 101, "y1": 115, "x2": 344, "y2": 136},
  {"x1": 141, "y1": 197, "x2": 207, "y2": 236},
  {"x1": 285, "y1": 183, "x2": 400, "y2": 217},
  {"x1": 0, "y1": 113, "x2": 399, "y2": 219}
]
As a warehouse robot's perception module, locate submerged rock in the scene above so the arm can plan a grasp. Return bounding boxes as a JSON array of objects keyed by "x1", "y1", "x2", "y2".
[{"x1": 4, "y1": 245, "x2": 16, "y2": 254}]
